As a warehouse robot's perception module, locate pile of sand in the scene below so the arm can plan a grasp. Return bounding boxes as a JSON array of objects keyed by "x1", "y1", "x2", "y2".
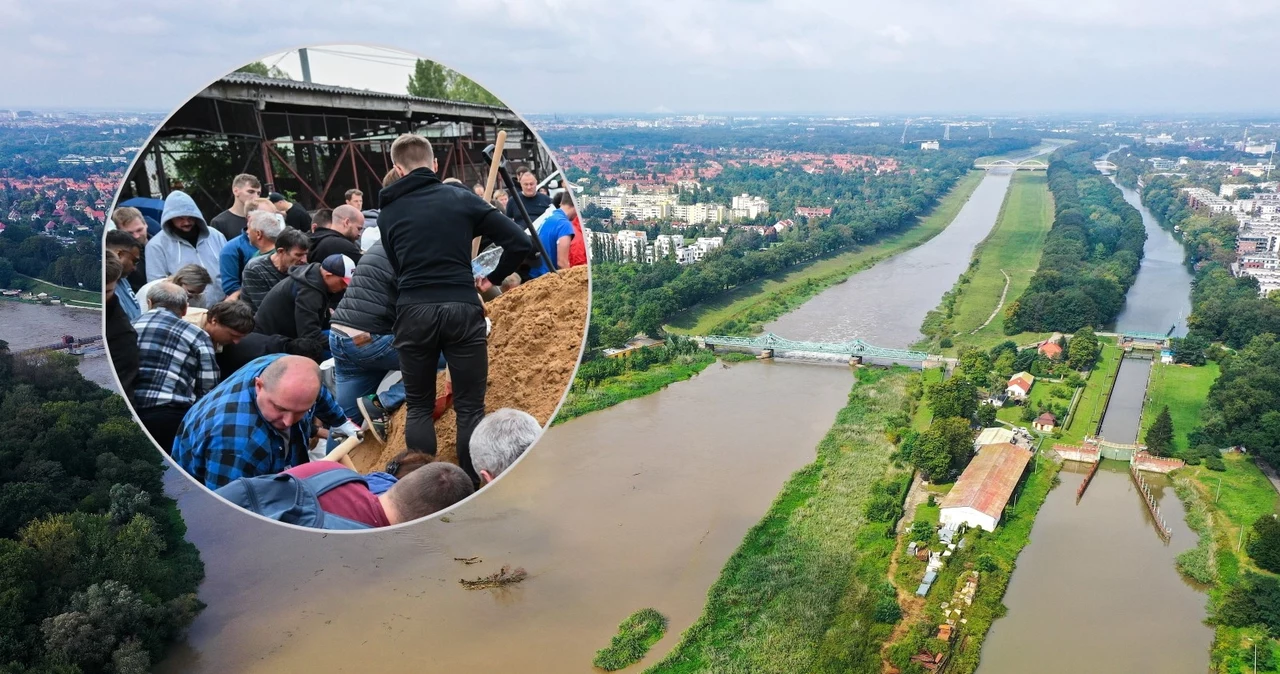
[{"x1": 350, "y1": 264, "x2": 589, "y2": 473}]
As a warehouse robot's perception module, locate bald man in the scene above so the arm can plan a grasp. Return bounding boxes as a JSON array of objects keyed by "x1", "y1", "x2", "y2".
[
  {"x1": 171, "y1": 353, "x2": 359, "y2": 489},
  {"x1": 309, "y1": 203, "x2": 365, "y2": 264}
]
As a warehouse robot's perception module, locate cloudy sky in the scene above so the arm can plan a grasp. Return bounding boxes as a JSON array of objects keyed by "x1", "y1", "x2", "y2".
[{"x1": 1, "y1": 0, "x2": 1276, "y2": 116}]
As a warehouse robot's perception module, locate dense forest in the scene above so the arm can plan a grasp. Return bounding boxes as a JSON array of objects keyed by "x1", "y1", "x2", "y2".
[
  {"x1": 1140, "y1": 177, "x2": 1280, "y2": 463},
  {"x1": 0, "y1": 343, "x2": 204, "y2": 673},
  {"x1": 0, "y1": 223, "x2": 101, "y2": 291},
  {"x1": 1004, "y1": 143, "x2": 1147, "y2": 333},
  {"x1": 587, "y1": 140, "x2": 1033, "y2": 350}
]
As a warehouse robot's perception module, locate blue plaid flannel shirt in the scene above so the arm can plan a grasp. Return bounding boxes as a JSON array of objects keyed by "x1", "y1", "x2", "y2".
[
  {"x1": 132, "y1": 308, "x2": 219, "y2": 409},
  {"x1": 171, "y1": 353, "x2": 346, "y2": 489}
]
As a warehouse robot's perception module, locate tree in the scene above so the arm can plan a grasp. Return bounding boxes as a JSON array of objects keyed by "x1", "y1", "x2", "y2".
[
  {"x1": 913, "y1": 417, "x2": 974, "y2": 481},
  {"x1": 1249, "y1": 515, "x2": 1280, "y2": 574},
  {"x1": 236, "y1": 61, "x2": 291, "y2": 79},
  {"x1": 1067, "y1": 326, "x2": 1100, "y2": 370},
  {"x1": 407, "y1": 59, "x2": 501, "y2": 105},
  {"x1": 1145, "y1": 406, "x2": 1174, "y2": 456},
  {"x1": 976, "y1": 403, "x2": 998, "y2": 427},
  {"x1": 927, "y1": 375, "x2": 978, "y2": 421},
  {"x1": 1171, "y1": 334, "x2": 1209, "y2": 366}
]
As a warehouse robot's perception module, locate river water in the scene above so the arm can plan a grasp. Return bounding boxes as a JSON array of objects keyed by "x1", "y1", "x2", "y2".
[
  {"x1": 0, "y1": 301, "x2": 113, "y2": 388},
  {"x1": 158, "y1": 361, "x2": 853, "y2": 673},
  {"x1": 978, "y1": 171, "x2": 1210, "y2": 672},
  {"x1": 1112, "y1": 181, "x2": 1194, "y2": 337}
]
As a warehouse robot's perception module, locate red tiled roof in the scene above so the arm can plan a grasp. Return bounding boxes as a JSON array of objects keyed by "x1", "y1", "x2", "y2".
[
  {"x1": 940, "y1": 443, "x2": 1032, "y2": 521},
  {"x1": 1008, "y1": 375, "x2": 1033, "y2": 391},
  {"x1": 1037, "y1": 412, "x2": 1056, "y2": 424},
  {"x1": 1038, "y1": 341, "x2": 1062, "y2": 357}
]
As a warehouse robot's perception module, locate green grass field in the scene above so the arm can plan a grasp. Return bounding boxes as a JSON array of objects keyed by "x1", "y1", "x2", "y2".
[
  {"x1": 912, "y1": 367, "x2": 945, "y2": 431},
  {"x1": 945, "y1": 172, "x2": 1055, "y2": 353},
  {"x1": 994, "y1": 376, "x2": 1073, "y2": 426},
  {"x1": 647, "y1": 369, "x2": 911, "y2": 674},
  {"x1": 1140, "y1": 361, "x2": 1221, "y2": 453},
  {"x1": 994, "y1": 341, "x2": 1120, "y2": 443},
  {"x1": 665, "y1": 171, "x2": 985, "y2": 336},
  {"x1": 14, "y1": 274, "x2": 102, "y2": 306}
]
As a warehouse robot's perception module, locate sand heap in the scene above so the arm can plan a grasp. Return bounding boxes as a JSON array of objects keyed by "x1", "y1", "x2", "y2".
[{"x1": 350, "y1": 264, "x2": 588, "y2": 473}]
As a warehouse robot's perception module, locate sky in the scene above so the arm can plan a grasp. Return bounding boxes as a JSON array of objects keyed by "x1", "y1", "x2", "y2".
[{"x1": 1, "y1": 0, "x2": 1277, "y2": 116}]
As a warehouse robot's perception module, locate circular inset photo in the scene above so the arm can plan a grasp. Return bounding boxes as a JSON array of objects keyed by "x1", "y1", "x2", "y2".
[{"x1": 102, "y1": 45, "x2": 589, "y2": 530}]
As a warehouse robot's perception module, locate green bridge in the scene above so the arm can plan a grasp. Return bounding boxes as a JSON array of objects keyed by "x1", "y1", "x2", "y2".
[
  {"x1": 700, "y1": 333, "x2": 932, "y2": 363},
  {"x1": 1120, "y1": 329, "x2": 1174, "y2": 342}
]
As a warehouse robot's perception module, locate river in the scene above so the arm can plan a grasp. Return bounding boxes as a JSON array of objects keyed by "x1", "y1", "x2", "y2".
[
  {"x1": 0, "y1": 301, "x2": 113, "y2": 388},
  {"x1": 158, "y1": 361, "x2": 853, "y2": 673},
  {"x1": 978, "y1": 171, "x2": 1211, "y2": 672}
]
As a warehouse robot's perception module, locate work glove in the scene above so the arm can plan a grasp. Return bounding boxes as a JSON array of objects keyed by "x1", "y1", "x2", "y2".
[{"x1": 331, "y1": 419, "x2": 363, "y2": 441}]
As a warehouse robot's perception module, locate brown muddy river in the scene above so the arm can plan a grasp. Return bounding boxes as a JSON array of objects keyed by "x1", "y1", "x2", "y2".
[
  {"x1": 978, "y1": 462, "x2": 1212, "y2": 673},
  {"x1": 158, "y1": 360, "x2": 853, "y2": 673},
  {"x1": 0, "y1": 301, "x2": 112, "y2": 388}
]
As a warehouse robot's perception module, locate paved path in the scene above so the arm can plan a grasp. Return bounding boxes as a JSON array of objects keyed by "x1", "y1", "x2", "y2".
[{"x1": 1257, "y1": 458, "x2": 1280, "y2": 495}]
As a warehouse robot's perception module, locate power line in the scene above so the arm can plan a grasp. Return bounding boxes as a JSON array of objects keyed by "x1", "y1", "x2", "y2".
[{"x1": 308, "y1": 48, "x2": 417, "y2": 68}]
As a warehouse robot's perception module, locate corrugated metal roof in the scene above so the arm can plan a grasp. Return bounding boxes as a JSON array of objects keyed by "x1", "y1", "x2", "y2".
[
  {"x1": 216, "y1": 72, "x2": 510, "y2": 113},
  {"x1": 940, "y1": 443, "x2": 1032, "y2": 521}
]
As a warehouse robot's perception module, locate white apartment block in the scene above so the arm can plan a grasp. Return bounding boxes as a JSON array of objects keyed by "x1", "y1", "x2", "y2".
[
  {"x1": 1182, "y1": 187, "x2": 1231, "y2": 214},
  {"x1": 730, "y1": 193, "x2": 770, "y2": 220},
  {"x1": 671, "y1": 203, "x2": 726, "y2": 225},
  {"x1": 1241, "y1": 269, "x2": 1280, "y2": 297}
]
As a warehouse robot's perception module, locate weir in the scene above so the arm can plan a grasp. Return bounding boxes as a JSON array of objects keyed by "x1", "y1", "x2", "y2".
[{"x1": 698, "y1": 332, "x2": 933, "y2": 368}]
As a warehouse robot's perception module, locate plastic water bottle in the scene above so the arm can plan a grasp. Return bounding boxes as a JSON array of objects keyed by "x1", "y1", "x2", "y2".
[{"x1": 472, "y1": 245, "x2": 504, "y2": 279}]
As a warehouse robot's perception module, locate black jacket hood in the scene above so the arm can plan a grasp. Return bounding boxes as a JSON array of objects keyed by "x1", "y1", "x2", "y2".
[{"x1": 380, "y1": 167, "x2": 440, "y2": 205}]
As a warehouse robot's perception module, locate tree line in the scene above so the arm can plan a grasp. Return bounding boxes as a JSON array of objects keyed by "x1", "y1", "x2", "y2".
[
  {"x1": 0, "y1": 343, "x2": 204, "y2": 673},
  {"x1": 0, "y1": 223, "x2": 101, "y2": 291},
  {"x1": 1004, "y1": 142, "x2": 1147, "y2": 334}
]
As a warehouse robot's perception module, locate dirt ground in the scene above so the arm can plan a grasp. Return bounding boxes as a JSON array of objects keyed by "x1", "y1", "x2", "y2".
[{"x1": 349, "y1": 264, "x2": 588, "y2": 473}]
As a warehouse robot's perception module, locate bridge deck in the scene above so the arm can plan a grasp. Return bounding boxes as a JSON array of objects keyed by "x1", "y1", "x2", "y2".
[{"x1": 702, "y1": 332, "x2": 931, "y2": 361}]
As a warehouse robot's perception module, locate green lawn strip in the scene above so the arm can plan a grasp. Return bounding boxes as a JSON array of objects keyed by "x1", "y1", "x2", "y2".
[
  {"x1": 1062, "y1": 341, "x2": 1121, "y2": 443},
  {"x1": 887, "y1": 453, "x2": 1061, "y2": 673},
  {"x1": 554, "y1": 351, "x2": 717, "y2": 425},
  {"x1": 912, "y1": 368, "x2": 945, "y2": 431},
  {"x1": 1181, "y1": 456, "x2": 1280, "y2": 672},
  {"x1": 665, "y1": 171, "x2": 985, "y2": 337},
  {"x1": 594, "y1": 608, "x2": 670, "y2": 671},
  {"x1": 949, "y1": 173, "x2": 1055, "y2": 350},
  {"x1": 14, "y1": 274, "x2": 102, "y2": 305},
  {"x1": 1140, "y1": 361, "x2": 1220, "y2": 453},
  {"x1": 646, "y1": 368, "x2": 911, "y2": 674}
]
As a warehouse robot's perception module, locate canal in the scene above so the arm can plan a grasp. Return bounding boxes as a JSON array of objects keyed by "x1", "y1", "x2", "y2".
[{"x1": 977, "y1": 172, "x2": 1211, "y2": 672}]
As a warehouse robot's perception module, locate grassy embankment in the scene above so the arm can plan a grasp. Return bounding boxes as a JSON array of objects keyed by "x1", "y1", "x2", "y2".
[
  {"x1": 1140, "y1": 361, "x2": 1221, "y2": 453},
  {"x1": 665, "y1": 170, "x2": 985, "y2": 337},
  {"x1": 11, "y1": 274, "x2": 101, "y2": 307},
  {"x1": 885, "y1": 447, "x2": 1061, "y2": 674},
  {"x1": 554, "y1": 351, "x2": 718, "y2": 424},
  {"x1": 645, "y1": 368, "x2": 913, "y2": 674},
  {"x1": 912, "y1": 367, "x2": 945, "y2": 432},
  {"x1": 917, "y1": 171, "x2": 1055, "y2": 355}
]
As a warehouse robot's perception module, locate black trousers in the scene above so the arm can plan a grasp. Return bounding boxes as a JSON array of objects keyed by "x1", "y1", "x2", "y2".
[
  {"x1": 393, "y1": 301, "x2": 488, "y2": 481},
  {"x1": 137, "y1": 402, "x2": 191, "y2": 454}
]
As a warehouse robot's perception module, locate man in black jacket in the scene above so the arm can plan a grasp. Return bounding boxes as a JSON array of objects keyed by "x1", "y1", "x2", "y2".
[
  {"x1": 253, "y1": 254, "x2": 353, "y2": 348},
  {"x1": 104, "y1": 251, "x2": 139, "y2": 403},
  {"x1": 309, "y1": 204, "x2": 364, "y2": 264},
  {"x1": 379, "y1": 133, "x2": 531, "y2": 481},
  {"x1": 269, "y1": 192, "x2": 315, "y2": 232}
]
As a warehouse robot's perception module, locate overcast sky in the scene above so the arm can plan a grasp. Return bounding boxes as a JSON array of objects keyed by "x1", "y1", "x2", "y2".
[{"x1": 1, "y1": 0, "x2": 1276, "y2": 116}]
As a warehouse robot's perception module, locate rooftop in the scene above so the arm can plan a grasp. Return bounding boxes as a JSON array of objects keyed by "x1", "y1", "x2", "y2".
[{"x1": 940, "y1": 443, "x2": 1032, "y2": 521}]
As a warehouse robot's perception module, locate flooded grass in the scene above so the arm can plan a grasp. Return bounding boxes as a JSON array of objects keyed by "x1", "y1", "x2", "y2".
[
  {"x1": 594, "y1": 608, "x2": 669, "y2": 671},
  {"x1": 555, "y1": 351, "x2": 717, "y2": 423},
  {"x1": 646, "y1": 368, "x2": 910, "y2": 674},
  {"x1": 666, "y1": 171, "x2": 984, "y2": 337}
]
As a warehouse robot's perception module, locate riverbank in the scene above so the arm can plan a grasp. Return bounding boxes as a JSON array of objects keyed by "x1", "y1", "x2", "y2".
[
  {"x1": 646, "y1": 367, "x2": 912, "y2": 673},
  {"x1": 14, "y1": 273, "x2": 102, "y2": 306},
  {"x1": 885, "y1": 448, "x2": 1060, "y2": 673},
  {"x1": 918, "y1": 172, "x2": 1055, "y2": 354},
  {"x1": 665, "y1": 170, "x2": 985, "y2": 337}
]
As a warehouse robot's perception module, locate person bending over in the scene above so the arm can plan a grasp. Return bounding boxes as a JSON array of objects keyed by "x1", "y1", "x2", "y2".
[
  {"x1": 239, "y1": 227, "x2": 310, "y2": 310},
  {"x1": 309, "y1": 204, "x2": 364, "y2": 264},
  {"x1": 137, "y1": 263, "x2": 213, "y2": 313},
  {"x1": 378, "y1": 133, "x2": 531, "y2": 482},
  {"x1": 132, "y1": 282, "x2": 219, "y2": 451},
  {"x1": 172, "y1": 354, "x2": 357, "y2": 489}
]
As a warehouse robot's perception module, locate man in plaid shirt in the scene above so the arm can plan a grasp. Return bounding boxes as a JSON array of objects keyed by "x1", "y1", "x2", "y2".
[
  {"x1": 132, "y1": 281, "x2": 220, "y2": 452},
  {"x1": 172, "y1": 353, "x2": 357, "y2": 490}
]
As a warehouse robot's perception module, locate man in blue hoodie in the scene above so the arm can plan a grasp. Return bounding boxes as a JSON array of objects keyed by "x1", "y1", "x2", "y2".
[{"x1": 145, "y1": 190, "x2": 228, "y2": 305}]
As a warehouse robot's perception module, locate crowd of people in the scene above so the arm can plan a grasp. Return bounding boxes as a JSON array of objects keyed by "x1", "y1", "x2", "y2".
[{"x1": 104, "y1": 133, "x2": 587, "y2": 529}]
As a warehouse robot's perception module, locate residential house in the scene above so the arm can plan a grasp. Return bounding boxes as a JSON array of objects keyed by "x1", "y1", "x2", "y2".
[
  {"x1": 1033, "y1": 412, "x2": 1056, "y2": 433},
  {"x1": 1038, "y1": 340, "x2": 1063, "y2": 360},
  {"x1": 1006, "y1": 372, "x2": 1035, "y2": 401}
]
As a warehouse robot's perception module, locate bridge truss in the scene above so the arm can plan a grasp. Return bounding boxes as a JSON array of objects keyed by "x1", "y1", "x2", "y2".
[
  {"x1": 702, "y1": 332, "x2": 931, "y2": 361},
  {"x1": 974, "y1": 159, "x2": 1048, "y2": 170}
]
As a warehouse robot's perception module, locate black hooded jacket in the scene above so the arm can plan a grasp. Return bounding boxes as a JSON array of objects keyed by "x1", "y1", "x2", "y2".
[
  {"x1": 252, "y1": 263, "x2": 335, "y2": 341},
  {"x1": 308, "y1": 227, "x2": 362, "y2": 265},
  {"x1": 378, "y1": 167, "x2": 531, "y2": 307}
]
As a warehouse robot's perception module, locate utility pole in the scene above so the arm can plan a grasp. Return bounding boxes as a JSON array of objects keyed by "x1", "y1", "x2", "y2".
[{"x1": 299, "y1": 48, "x2": 312, "y2": 83}]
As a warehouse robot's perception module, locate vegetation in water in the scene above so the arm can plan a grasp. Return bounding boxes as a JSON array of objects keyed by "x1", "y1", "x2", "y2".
[
  {"x1": 593, "y1": 608, "x2": 669, "y2": 671},
  {"x1": 556, "y1": 337, "x2": 716, "y2": 424}
]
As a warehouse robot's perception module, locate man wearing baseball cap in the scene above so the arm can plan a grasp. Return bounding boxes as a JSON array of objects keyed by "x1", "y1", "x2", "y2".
[
  {"x1": 252, "y1": 253, "x2": 354, "y2": 353},
  {"x1": 268, "y1": 191, "x2": 314, "y2": 233}
]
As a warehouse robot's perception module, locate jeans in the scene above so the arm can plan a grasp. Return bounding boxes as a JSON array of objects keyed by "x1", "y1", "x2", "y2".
[
  {"x1": 329, "y1": 330, "x2": 408, "y2": 421},
  {"x1": 393, "y1": 302, "x2": 487, "y2": 481}
]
